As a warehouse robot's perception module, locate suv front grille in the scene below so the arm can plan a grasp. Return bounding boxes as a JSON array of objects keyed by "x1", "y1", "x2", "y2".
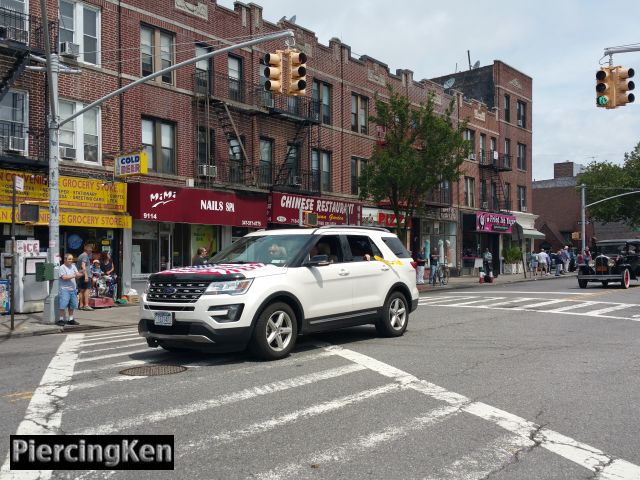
[{"x1": 147, "y1": 281, "x2": 208, "y2": 303}]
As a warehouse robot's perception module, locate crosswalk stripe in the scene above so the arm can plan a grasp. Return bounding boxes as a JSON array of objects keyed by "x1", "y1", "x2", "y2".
[
  {"x1": 254, "y1": 405, "x2": 462, "y2": 480},
  {"x1": 585, "y1": 304, "x2": 635, "y2": 316},
  {"x1": 71, "y1": 375, "x2": 147, "y2": 391},
  {"x1": 79, "y1": 363, "x2": 367, "y2": 435},
  {"x1": 546, "y1": 301, "x2": 600, "y2": 313},
  {"x1": 82, "y1": 328, "x2": 138, "y2": 339},
  {"x1": 80, "y1": 341, "x2": 147, "y2": 354},
  {"x1": 183, "y1": 383, "x2": 402, "y2": 453},
  {"x1": 76, "y1": 348, "x2": 154, "y2": 363},
  {"x1": 420, "y1": 296, "x2": 477, "y2": 305},
  {"x1": 423, "y1": 433, "x2": 534, "y2": 480},
  {"x1": 447, "y1": 297, "x2": 505, "y2": 306},
  {"x1": 512, "y1": 299, "x2": 569, "y2": 310},
  {"x1": 73, "y1": 359, "x2": 148, "y2": 377},
  {"x1": 82, "y1": 334, "x2": 141, "y2": 346},
  {"x1": 480, "y1": 297, "x2": 536, "y2": 308}
]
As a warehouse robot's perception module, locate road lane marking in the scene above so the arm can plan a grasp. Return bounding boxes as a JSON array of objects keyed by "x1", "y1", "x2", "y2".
[
  {"x1": 324, "y1": 345, "x2": 640, "y2": 479},
  {"x1": 253, "y1": 405, "x2": 461, "y2": 480},
  {"x1": 445, "y1": 297, "x2": 505, "y2": 306},
  {"x1": 479, "y1": 297, "x2": 537, "y2": 308},
  {"x1": 423, "y1": 433, "x2": 535, "y2": 480},
  {"x1": 80, "y1": 363, "x2": 366, "y2": 435},
  {"x1": 546, "y1": 301, "x2": 601, "y2": 313},
  {"x1": 73, "y1": 359, "x2": 148, "y2": 377},
  {"x1": 584, "y1": 304, "x2": 635, "y2": 316},
  {"x1": 185, "y1": 383, "x2": 402, "y2": 453},
  {"x1": 79, "y1": 341, "x2": 147, "y2": 354},
  {"x1": 419, "y1": 296, "x2": 478, "y2": 305},
  {"x1": 511, "y1": 299, "x2": 569, "y2": 310},
  {"x1": 459, "y1": 291, "x2": 595, "y2": 295},
  {"x1": 71, "y1": 375, "x2": 147, "y2": 391},
  {"x1": 82, "y1": 334, "x2": 141, "y2": 346},
  {"x1": 0, "y1": 334, "x2": 84, "y2": 480},
  {"x1": 75, "y1": 348, "x2": 153, "y2": 363},
  {"x1": 82, "y1": 328, "x2": 138, "y2": 339}
]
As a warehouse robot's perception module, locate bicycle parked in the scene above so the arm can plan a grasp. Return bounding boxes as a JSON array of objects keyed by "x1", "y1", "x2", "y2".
[{"x1": 434, "y1": 263, "x2": 450, "y2": 286}]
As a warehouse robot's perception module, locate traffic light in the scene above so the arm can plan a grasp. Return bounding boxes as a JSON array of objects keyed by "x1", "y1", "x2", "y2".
[
  {"x1": 263, "y1": 51, "x2": 283, "y2": 93},
  {"x1": 613, "y1": 67, "x2": 635, "y2": 107},
  {"x1": 288, "y1": 50, "x2": 307, "y2": 96},
  {"x1": 596, "y1": 66, "x2": 613, "y2": 108}
]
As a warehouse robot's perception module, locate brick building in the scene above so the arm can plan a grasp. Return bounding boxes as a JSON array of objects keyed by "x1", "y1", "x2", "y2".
[{"x1": 0, "y1": 0, "x2": 536, "y2": 293}]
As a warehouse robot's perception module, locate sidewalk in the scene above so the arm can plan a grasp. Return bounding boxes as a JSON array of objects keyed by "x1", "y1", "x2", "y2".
[
  {"x1": 0, "y1": 303, "x2": 142, "y2": 339},
  {"x1": 0, "y1": 272, "x2": 576, "y2": 339}
]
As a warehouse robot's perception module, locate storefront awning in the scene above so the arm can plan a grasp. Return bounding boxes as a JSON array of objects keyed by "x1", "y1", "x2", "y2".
[{"x1": 521, "y1": 227, "x2": 546, "y2": 239}]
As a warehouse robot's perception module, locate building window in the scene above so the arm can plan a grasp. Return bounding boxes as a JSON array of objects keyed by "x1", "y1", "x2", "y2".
[
  {"x1": 464, "y1": 176, "x2": 475, "y2": 208},
  {"x1": 259, "y1": 138, "x2": 272, "y2": 185},
  {"x1": 491, "y1": 182, "x2": 498, "y2": 211},
  {"x1": 350, "y1": 157, "x2": 367, "y2": 195},
  {"x1": 258, "y1": 59, "x2": 273, "y2": 107},
  {"x1": 286, "y1": 143, "x2": 299, "y2": 185},
  {"x1": 517, "y1": 185, "x2": 526, "y2": 211},
  {"x1": 59, "y1": 99, "x2": 100, "y2": 163},
  {"x1": 480, "y1": 180, "x2": 487, "y2": 208},
  {"x1": 517, "y1": 143, "x2": 527, "y2": 170},
  {"x1": 312, "y1": 80, "x2": 332, "y2": 124},
  {"x1": 142, "y1": 117, "x2": 175, "y2": 174},
  {"x1": 504, "y1": 138, "x2": 511, "y2": 168},
  {"x1": 321, "y1": 151, "x2": 331, "y2": 192},
  {"x1": 479, "y1": 133, "x2": 486, "y2": 162},
  {"x1": 195, "y1": 44, "x2": 211, "y2": 94},
  {"x1": 197, "y1": 127, "x2": 214, "y2": 167},
  {"x1": 0, "y1": 91, "x2": 27, "y2": 152},
  {"x1": 517, "y1": 100, "x2": 527, "y2": 128},
  {"x1": 464, "y1": 129, "x2": 476, "y2": 158},
  {"x1": 504, "y1": 182, "x2": 511, "y2": 210},
  {"x1": 229, "y1": 137, "x2": 244, "y2": 183},
  {"x1": 351, "y1": 93, "x2": 368, "y2": 134},
  {"x1": 490, "y1": 137, "x2": 497, "y2": 163},
  {"x1": 140, "y1": 25, "x2": 174, "y2": 84},
  {"x1": 503, "y1": 94, "x2": 510, "y2": 123},
  {"x1": 228, "y1": 55, "x2": 243, "y2": 102},
  {"x1": 59, "y1": 0, "x2": 100, "y2": 65}
]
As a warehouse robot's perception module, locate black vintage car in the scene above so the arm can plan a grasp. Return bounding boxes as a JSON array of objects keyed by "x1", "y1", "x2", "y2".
[{"x1": 577, "y1": 239, "x2": 640, "y2": 289}]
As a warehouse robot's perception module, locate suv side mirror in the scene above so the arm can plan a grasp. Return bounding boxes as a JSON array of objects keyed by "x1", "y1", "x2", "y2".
[{"x1": 304, "y1": 254, "x2": 330, "y2": 267}]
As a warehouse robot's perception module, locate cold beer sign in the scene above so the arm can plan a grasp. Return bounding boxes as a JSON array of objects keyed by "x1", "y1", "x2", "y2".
[{"x1": 114, "y1": 152, "x2": 148, "y2": 177}]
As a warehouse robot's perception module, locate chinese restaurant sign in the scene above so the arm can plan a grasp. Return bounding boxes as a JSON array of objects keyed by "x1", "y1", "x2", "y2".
[
  {"x1": 0, "y1": 169, "x2": 127, "y2": 212},
  {"x1": 270, "y1": 193, "x2": 361, "y2": 226},
  {"x1": 476, "y1": 211, "x2": 516, "y2": 234},
  {"x1": 128, "y1": 183, "x2": 267, "y2": 228}
]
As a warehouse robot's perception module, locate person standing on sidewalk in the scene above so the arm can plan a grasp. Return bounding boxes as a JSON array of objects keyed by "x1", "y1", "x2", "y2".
[
  {"x1": 415, "y1": 248, "x2": 426, "y2": 284},
  {"x1": 58, "y1": 254, "x2": 83, "y2": 326},
  {"x1": 429, "y1": 248, "x2": 439, "y2": 286},
  {"x1": 76, "y1": 244, "x2": 93, "y2": 310}
]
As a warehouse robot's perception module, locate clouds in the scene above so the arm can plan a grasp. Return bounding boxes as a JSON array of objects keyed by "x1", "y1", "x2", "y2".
[{"x1": 219, "y1": 0, "x2": 640, "y2": 179}]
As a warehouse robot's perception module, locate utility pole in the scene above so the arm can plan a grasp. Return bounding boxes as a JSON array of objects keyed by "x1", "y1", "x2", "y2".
[
  {"x1": 36, "y1": 22, "x2": 293, "y2": 323},
  {"x1": 581, "y1": 184, "x2": 586, "y2": 255}
]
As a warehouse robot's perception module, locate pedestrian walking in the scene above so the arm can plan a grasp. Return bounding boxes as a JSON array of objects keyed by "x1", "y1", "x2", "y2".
[
  {"x1": 530, "y1": 251, "x2": 539, "y2": 277},
  {"x1": 482, "y1": 248, "x2": 493, "y2": 277},
  {"x1": 538, "y1": 248, "x2": 548, "y2": 275},
  {"x1": 415, "y1": 248, "x2": 426, "y2": 285},
  {"x1": 555, "y1": 249, "x2": 563, "y2": 276},
  {"x1": 192, "y1": 247, "x2": 208, "y2": 266},
  {"x1": 58, "y1": 253, "x2": 83, "y2": 326}
]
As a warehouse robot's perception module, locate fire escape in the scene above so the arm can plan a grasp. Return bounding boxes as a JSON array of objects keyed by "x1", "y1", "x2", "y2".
[
  {"x1": 479, "y1": 150, "x2": 512, "y2": 212},
  {"x1": 0, "y1": 5, "x2": 55, "y2": 170},
  {"x1": 193, "y1": 68, "x2": 320, "y2": 193}
]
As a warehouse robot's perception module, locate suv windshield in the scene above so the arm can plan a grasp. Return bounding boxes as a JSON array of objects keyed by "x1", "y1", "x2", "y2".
[{"x1": 210, "y1": 234, "x2": 310, "y2": 266}]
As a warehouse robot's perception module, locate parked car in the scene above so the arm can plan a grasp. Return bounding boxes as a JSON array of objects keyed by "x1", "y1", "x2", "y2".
[
  {"x1": 577, "y1": 239, "x2": 640, "y2": 289},
  {"x1": 139, "y1": 226, "x2": 419, "y2": 360}
]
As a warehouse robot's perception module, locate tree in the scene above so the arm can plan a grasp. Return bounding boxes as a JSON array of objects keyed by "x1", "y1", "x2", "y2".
[
  {"x1": 359, "y1": 87, "x2": 470, "y2": 241},
  {"x1": 579, "y1": 141, "x2": 640, "y2": 227}
]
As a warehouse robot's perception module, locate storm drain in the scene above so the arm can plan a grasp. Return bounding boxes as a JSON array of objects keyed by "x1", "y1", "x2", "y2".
[{"x1": 119, "y1": 365, "x2": 187, "y2": 376}]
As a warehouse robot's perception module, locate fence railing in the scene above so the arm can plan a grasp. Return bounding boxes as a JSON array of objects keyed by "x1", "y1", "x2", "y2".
[
  {"x1": 0, "y1": 4, "x2": 56, "y2": 51},
  {"x1": 0, "y1": 121, "x2": 47, "y2": 160}
]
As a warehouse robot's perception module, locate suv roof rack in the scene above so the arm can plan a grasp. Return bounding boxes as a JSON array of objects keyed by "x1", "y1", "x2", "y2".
[{"x1": 314, "y1": 225, "x2": 391, "y2": 233}]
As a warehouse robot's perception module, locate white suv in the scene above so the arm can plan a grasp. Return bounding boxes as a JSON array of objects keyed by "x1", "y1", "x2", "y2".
[{"x1": 139, "y1": 226, "x2": 419, "y2": 360}]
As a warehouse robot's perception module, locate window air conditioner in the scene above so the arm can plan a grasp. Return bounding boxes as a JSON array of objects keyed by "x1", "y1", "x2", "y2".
[
  {"x1": 493, "y1": 150, "x2": 499, "y2": 160},
  {"x1": 59, "y1": 41, "x2": 80, "y2": 58},
  {"x1": 59, "y1": 146, "x2": 76, "y2": 159},
  {"x1": 198, "y1": 164, "x2": 217, "y2": 177},
  {"x1": 481, "y1": 201, "x2": 488, "y2": 210},
  {"x1": 521, "y1": 206, "x2": 528, "y2": 212},
  {"x1": 469, "y1": 153, "x2": 476, "y2": 161},
  {"x1": 518, "y1": 119, "x2": 523, "y2": 127},
  {"x1": 7, "y1": 136, "x2": 26, "y2": 153},
  {"x1": 291, "y1": 176, "x2": 302, "y2": 186}
]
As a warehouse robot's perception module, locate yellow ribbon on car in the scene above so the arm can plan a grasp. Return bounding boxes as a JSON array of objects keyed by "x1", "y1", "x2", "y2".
[{"x1": 374, "y1": 255, "x2": 403, "y2": 266}]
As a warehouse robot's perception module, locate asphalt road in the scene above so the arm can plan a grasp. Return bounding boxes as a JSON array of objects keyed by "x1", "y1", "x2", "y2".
[{"x1": 1, "y1": 276, "x2": 639, "y2": 479}]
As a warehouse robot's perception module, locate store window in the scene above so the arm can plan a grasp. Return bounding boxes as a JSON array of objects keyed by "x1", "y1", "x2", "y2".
[{"x1": 421, "y1": 220, "x2": 457, "y2": 268}]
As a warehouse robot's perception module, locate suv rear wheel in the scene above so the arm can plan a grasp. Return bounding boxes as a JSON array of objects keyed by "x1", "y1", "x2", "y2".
[
  {"x1": 250, "y1": 302, "x2": 298, "y2": 360},
  {"x1": 376, "y1": 291, "x2": 408, "y2": 337}
]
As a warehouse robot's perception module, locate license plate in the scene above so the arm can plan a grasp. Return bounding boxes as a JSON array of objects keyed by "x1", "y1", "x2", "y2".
[
  {"x1": 153, "y1": 311, "x2": 173, "y2": 326},
  {"x1": 596, "y1": 266, "x2": 607, "y2": 273}
]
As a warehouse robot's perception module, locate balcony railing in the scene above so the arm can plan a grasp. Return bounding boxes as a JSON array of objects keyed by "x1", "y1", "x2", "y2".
[
  {"x1": 425, "y1": 185, "x2": 452, "y2": 206},
  {"x1": 0, "y1": 121, "x2": 47, "y2": 162},
  {"x1": 479, "y1": 151, "x2": 512, "y2": 171},
  {"x1": 0, "y1": 4, "x2": 56, "y2": 52},
  {"x1": 194, "y1": 70, "x2": 319, "y2": 123}
]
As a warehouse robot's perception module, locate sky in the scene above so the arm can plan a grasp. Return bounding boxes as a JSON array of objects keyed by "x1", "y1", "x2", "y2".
[{"x1": 218, "y1": 0, "x2": 640, "y2": 181}]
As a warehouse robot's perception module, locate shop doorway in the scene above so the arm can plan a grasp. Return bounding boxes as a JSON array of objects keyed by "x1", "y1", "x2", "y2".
[{"x1": 159, "y1": 233, "x2": 171, "y2": 271}]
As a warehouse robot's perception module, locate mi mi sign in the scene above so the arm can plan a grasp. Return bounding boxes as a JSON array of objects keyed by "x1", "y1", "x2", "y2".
[{"x1": 115, "y1": 152, "x2": 148, "y2": 177}]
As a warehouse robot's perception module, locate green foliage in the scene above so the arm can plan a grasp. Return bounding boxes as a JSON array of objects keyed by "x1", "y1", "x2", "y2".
[
  {"x1": 579, "y1": 142, "x2": 640, "y2": 227},
  {"x1": 503, "y1": 245, "x2": 522, "y2": 264},
  {"x1": 358, "y1": 86, "x2": 470, "y2": 239}
]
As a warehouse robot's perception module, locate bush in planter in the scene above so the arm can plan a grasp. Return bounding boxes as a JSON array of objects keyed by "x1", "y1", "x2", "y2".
[{"x1": 503, "y1": 245, "x2": 522, "y2": 273}]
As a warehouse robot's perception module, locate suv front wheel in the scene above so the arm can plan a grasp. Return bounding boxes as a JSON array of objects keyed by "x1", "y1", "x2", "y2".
[
  {"x1": 376, "y1": 291, "x2": 409, "y2": 337},
  {"x1": 250, "y1": 302, "x2": 298, "y2": 360}
]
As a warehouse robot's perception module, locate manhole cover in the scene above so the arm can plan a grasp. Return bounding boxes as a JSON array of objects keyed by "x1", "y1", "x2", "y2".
[{"x1": 120, "y1": 365, "x2": 187, "y2": 376}]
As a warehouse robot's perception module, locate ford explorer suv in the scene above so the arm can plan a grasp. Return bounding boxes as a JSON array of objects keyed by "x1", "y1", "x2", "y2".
[{"x1": 139, "y1": 226, "x2": 419, "y2": 360}]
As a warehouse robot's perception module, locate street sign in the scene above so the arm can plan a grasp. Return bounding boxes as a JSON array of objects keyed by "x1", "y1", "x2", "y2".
[
  {"x1": 14, "y1": 176, "x2": 24, "y2": 192},
  {"x1": 577, "y1": 220, "x2": 591, "y2": 225},
  {"x1": 115, "y1": 152, "x2": 148, "y2": 177}
]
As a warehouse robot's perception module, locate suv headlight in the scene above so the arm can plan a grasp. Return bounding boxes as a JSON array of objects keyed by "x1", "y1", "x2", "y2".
[
  {"x1": 203, "y1": 279, "x2": 253, "y2": 296},
  {"x1": 144, "y1": 282, "x2": 150, "y2": 294}
]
